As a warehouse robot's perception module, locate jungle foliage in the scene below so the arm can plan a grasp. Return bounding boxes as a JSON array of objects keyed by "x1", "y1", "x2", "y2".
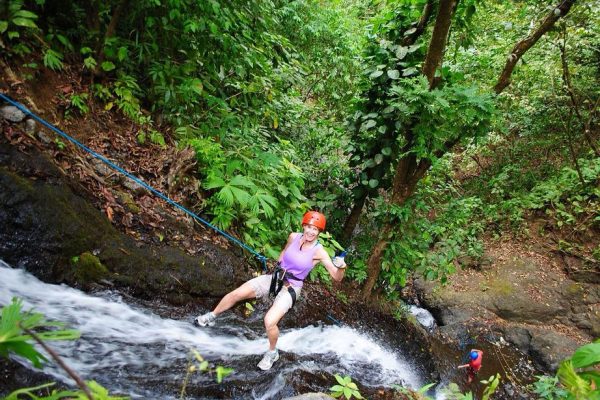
[{"x1": 0, "y1": 0, "x2": 598, "y2": 296}]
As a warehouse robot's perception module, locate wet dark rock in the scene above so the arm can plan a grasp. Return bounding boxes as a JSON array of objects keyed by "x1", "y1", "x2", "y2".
[
  {"x1": 528, "y1": 329, "x2": 579, "y2": 371},
  {"x1": 0, "y1": 137, "x2": 248, "y2": 302},
  {"x1": 0, "y1": 358, "x2": 67, "y2": 397},
  {"x1": 499, "y1": 326, "x2": 532, "y2": 352}
]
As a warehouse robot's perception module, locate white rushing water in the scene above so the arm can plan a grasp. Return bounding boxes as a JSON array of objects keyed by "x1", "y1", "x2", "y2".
[{"x1": 0, "y1": 260, "x2": 423, "y2": 398}]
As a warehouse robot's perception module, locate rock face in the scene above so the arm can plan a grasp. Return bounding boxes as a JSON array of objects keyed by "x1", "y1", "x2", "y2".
[
  {"x1": 0, "y1": 137, "x2": 249, "y2": 302},
  {"x1": 413, "y1": 248, "x2": 599, "y2": 372}
]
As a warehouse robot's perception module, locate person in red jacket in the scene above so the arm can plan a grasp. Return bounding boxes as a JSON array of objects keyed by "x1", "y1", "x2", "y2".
[{"x1": 458, "y1": 349, "x2": 483, "y2": 383}]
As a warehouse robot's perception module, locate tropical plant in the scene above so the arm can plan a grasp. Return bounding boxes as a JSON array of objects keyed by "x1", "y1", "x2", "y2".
[
  {"x1": 330, "y1": 374, "x2": 363, "y2": 400},
  {"x1": 0, "y1": 298, "x2": 128, "y2": 399},
  {"x1": 442, "y1": 373, "x2": 500, "y2": 400},
  {"x1": 556, "y1": 341, "x2": 600, "y2": 400},
  {"x1": 0, "y1": 297, "x2": 80, "y2": 368},
  {"x1": 532, "y1": 375, "x2": 570, "y2": 399},
  {"x1": 0, "y1": 0, "x2": 40, "y2": 56},
  {"x1": 3, "y1": 381, "x2": 128, "y2": 400},
  {"x1": 180, "y1": 349, "x2": 234, "y2": 399}
]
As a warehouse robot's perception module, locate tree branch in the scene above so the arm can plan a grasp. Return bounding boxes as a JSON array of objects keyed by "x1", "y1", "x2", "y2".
[
  {"x1": 558, "y1": 25, "x2": 600, "y2": 157},
  {"x1": 21, "y1": 326, "x2": 94, "y2": 400},
  {"x1": 402, "y1": 0, "x2": 436, "y2": 46},
  {"x1": 494, "y1": 0, "x2": 577, "y2": 94}
]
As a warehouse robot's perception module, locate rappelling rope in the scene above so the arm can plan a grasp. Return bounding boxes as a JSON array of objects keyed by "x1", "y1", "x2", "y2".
[
  {"x1": 488, "y1": 328, "x2": 524, "y2": 386},
  {"x1": 0, "y1": 92, "x2": 267, "y2": 272}
]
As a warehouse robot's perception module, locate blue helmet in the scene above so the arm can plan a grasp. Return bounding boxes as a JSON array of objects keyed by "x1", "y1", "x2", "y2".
[{"x1": 470, "y1": 350, "x2": 479, "y2": 360}]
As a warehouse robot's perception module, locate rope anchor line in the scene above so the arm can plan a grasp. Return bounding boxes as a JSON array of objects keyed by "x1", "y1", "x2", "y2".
[{"x1": 0, "y1": 92, "x2": 267, "y2": 271}]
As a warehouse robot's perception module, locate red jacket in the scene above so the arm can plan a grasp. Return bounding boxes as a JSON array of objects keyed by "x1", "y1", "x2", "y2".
[{"x1": 469, "y1": 350, "x2": 483, "y2": 372}]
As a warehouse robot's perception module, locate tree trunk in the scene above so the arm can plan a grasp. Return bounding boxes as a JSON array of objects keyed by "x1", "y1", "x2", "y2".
[
  {"x1": 361, "y1": 224, "x2": 392, "y2": 299},
  {"x1": 422, "y1": 0, "x2": 459, "y2": 87},
  {"x1": 341, "y1": 1, "x2": 437, "y2": 247},
  {"x1": 558, "y1": 24, "x2": 600, "y2": 157},
  {"x1": 494, "y1": 0, "x2": 577, "y2": 94},
  {"x1": 360, "y1": 1, "x2": 459, "y2": 300},
  {"x1": 340, "y1": 192, "x2": 367, "y2": 245},
  {"x1": 94, "y1": 0, "x2": 130, "y2": 77},
  {"x1": 361, "y1": 156, "x2": 431, "y2": 299}
]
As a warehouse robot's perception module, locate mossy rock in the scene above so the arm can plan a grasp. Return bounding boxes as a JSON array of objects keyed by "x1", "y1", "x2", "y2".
[
  {"x1": 488, "y1": 279, "x2": 514, "y2": 296},
  {"x1": 116, "y1": 191, "x2": 141, "y2": 214},
  {"x1": 73, "y1": 252, "x2": 108, "y2": 284}
]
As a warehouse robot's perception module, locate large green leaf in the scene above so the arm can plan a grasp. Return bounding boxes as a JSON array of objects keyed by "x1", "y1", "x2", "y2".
[
  {"x1": 11, "y1": 17, "x2": 38, "y2": 29},
  {"x1": 572, "y1": 343, "x2": 600, "y2": 369}
]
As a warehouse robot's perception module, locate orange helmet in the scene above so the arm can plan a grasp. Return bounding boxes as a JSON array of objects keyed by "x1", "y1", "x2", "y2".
[{"x1": 302, "y1": 211, "x2": 326, "y2": 231}]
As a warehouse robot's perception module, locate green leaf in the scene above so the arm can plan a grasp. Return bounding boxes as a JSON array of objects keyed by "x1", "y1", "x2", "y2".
[
  {"x1": 43, "y1": 49, "x2": 63, "y2": 70},
  {"x1": 0, "y1": 21, "x2": 9, "y2": 34},
  {"x1": 343, "y1": 387, "x2": 352, "y2": 398},
  {"x1": 117, "y1": 46, "x2": 127, "y2": 62},
  {"x1": 11, "y1": 17, "x2": 38, "y2": 29},
  {"x1": 101, "y1": 61, "x2": 116, "y2": 72},
  {"x1": 83, "y1": 56, "x2": 97, "y2": 70},
  {"x1": 387, "y1": 69, "x2": 400, "y2": 79},
  {"x1": 395, "y1": 46, "x2": 408, "y2": 59},
  {"x1": 215, "y1": 366, "x2": 234, "y2": 383},
  {"x1": 402, "y1": 67, "x2": 418, "y2": 76},
  {"x1": 368, "y1": 179, "x2": 379, "y2": 188},
  {"x1": 230, "y1": 175, "x2": 255, "y2": 188},
  {"x1": 364, "y1": 120, "x2": 376, "y2": 129},
  {"x1": 369, "y1": 70, "x2": 383, "y2": 79},
  {"x1": 229, "y1": 186, "x2": 252, "y2": 207},
  {"x1": 13, "y1": 10, "x2": 39, "y2": 20},
  {"x1": 572, "y1": 343, "x2": 600, "y2": 368},
  {"x1": 204, "y1": 176, "x2": 226, "y2": 190}
]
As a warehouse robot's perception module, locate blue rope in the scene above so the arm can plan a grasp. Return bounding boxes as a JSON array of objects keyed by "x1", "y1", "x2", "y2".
[
  {"x1": 0, "y1": 92, "x2": 268, "y2": 272},
  {"x1": 326, "y1": 313, "x2": 342, "y2": 326}
]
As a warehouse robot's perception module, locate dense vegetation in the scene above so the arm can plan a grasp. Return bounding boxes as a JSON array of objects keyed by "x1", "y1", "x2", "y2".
[
  {"x1": 1, "y1": 0, "x2": 598, "y2": 396},
  {"x1": 2, "y1": 0, "x2": 597, "y2": 292}
]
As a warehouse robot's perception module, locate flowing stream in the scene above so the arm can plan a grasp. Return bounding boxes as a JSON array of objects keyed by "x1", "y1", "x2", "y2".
[{"x1": 0, "y1": 260, "x2": 428, "y2": 399}]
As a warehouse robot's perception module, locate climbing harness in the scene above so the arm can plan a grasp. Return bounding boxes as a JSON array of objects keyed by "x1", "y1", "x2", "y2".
[
  {"x1": 0, "y1": 93, "x2": 267, "y2": 271},
  {"x1": 269, "y1": 264, "x2": 297, "y2": 308}
]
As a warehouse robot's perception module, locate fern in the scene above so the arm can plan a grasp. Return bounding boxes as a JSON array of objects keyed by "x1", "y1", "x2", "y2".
[{"x1": 43, "y1": 48, "x2": 64, "y2": 70}]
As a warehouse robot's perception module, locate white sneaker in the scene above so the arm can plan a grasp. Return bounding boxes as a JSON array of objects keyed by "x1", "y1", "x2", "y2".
[
  {"x1": 194, "y1": 312, "x2": 216, "y2": 327},
  {"x1": 257, "y1": 349, "x2": 279, "y2": 370}
]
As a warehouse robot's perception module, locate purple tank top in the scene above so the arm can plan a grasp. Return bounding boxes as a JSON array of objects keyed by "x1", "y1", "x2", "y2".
[{"x1": 280, "y1": 233, "x2": 321, "y2": 287}]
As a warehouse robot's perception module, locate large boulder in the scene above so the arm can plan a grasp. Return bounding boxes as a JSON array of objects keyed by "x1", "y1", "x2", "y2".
[
  {"x1": 0, "y1": 138, "x2": 249, "y2": 302},
  {"x1": 413, "y1": 249, "x2": 597, "y2": 373}
]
